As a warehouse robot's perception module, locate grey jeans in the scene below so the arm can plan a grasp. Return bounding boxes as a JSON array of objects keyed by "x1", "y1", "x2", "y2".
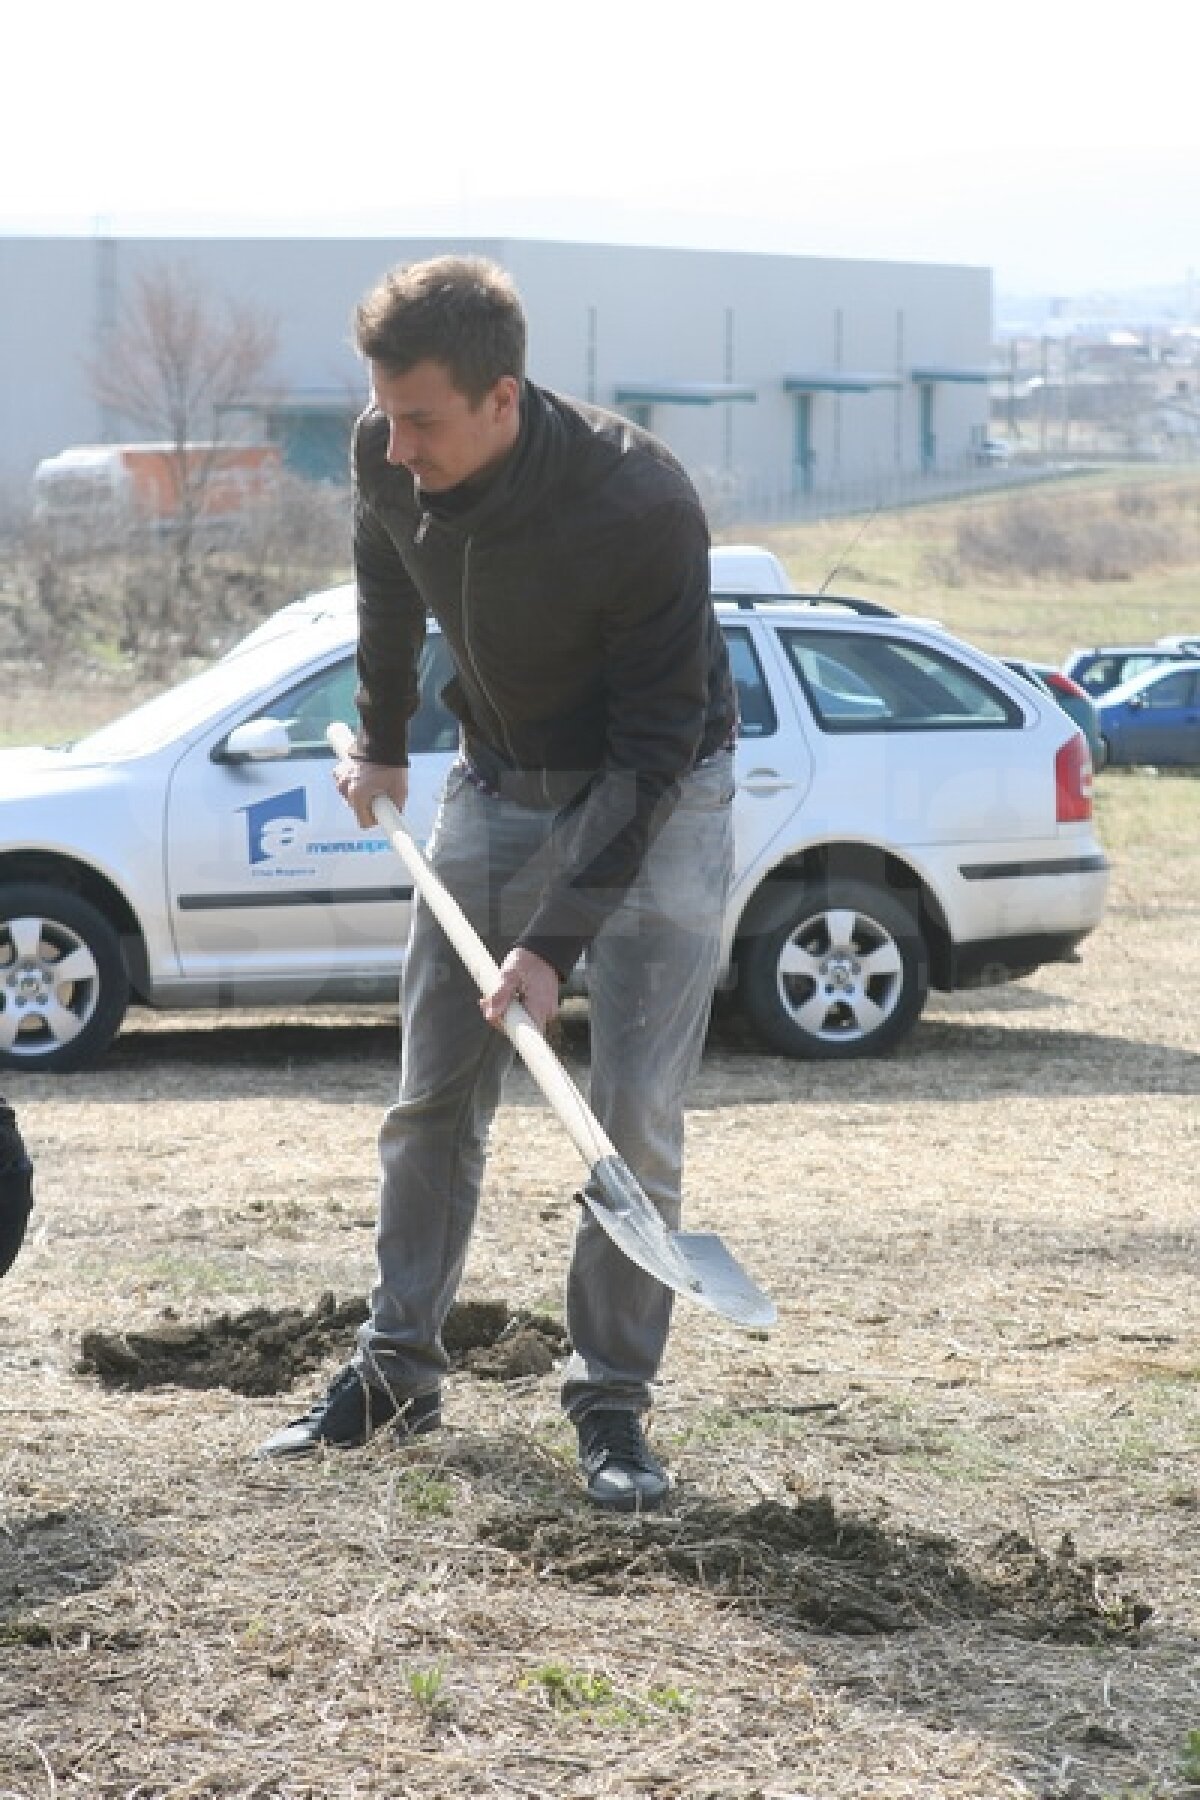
[{"x1": 354, "y1": 750, "x2": 734, "y2": 1418}]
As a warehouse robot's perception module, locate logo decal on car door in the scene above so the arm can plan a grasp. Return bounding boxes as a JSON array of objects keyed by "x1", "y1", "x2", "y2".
[{"x1": 242, "y1": 788, "x2": 310, "y2": 866}]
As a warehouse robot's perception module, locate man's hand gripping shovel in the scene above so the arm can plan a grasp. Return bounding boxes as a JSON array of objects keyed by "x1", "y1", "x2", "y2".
[{"x1": 328, "y1": 725, "x2": 776, "y2": 1329}]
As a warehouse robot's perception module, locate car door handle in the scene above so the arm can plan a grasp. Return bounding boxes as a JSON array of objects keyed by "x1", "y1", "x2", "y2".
[{"x1": 739, "y1": 768, "x2": 797, "y2": 795}]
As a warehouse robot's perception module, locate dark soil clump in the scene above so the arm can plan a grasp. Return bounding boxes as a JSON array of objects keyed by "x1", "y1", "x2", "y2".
[
  {"x1": 77, "y1": 1293, "x2": 567, "y2": 1396},
  {"x1": 441, "y1": 1297, "x2": 569, "y2": 1377},
  {"x1": 480, "y1": 1495, "x2": 1153, "y2": 1644},
  {"x1": 78, "y1": 1293, "x2": 370, "y2": 1397}
]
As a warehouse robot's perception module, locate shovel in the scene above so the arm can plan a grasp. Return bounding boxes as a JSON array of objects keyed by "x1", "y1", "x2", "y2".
[{"x1": 327, "y1": 725, "x2": 776, "y2": 1329}]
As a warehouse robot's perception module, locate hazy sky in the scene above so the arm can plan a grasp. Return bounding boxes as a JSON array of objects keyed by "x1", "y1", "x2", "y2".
[{"x1": 5, "y1": 0, "x2": 1197, "y2": 298}]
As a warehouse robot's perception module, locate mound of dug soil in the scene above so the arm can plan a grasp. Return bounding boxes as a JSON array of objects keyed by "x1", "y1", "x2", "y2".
[
  {"x1": 78, "y1": 1294, "x2": 568, "y2": 1396},
  {"x1": 480, "y1": 1495, "x2": 1153, "y2": 1645}
]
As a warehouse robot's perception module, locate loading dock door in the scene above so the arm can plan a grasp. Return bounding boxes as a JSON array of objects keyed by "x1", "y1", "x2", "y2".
[{"x1": 793, "y1": 392, "x2": 815, "y2": 495}]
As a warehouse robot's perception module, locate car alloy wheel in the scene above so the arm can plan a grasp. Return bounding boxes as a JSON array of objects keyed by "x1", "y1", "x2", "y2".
[
  {"x1": 739, "y1": 877, "x2": 929, "y2": 1059},
  {"x1": 0, "y1": 884, "x2": 130, "y2": 1072}
]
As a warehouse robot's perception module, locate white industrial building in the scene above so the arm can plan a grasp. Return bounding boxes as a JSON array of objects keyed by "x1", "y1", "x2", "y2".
[{"x1": 0, "y1": 235, "x2": 991, "y2": 512}]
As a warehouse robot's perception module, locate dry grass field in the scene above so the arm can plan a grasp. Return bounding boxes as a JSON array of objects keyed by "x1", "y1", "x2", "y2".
[
  {"x1": 753, "y1": 466, "x2": 1200, "y2": 664},
  {"x1": 2, "y1": 780, "x2": 1197, "y2": 1799},
  {"x1": 1, "y1": 483, "x2": 1198, "y2": 1798}
]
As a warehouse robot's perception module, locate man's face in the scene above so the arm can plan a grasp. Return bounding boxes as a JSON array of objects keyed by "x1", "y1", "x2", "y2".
[{"x1": 370, "y1": 359, "x2": 520, "y2": 494}]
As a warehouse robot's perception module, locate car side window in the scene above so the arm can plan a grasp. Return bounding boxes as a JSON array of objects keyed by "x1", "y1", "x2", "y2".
[
  {"x1": 722, "y1": 625, "x2": 777, "y2": 738},
  {"x1": 259, "y1": 657, "x2": 358, "y2": 754},
  {"x1": 780, "y1": 629, "x2": 1022, "y2": 733},
  {"x1": 246, "y1": 638, "x2": 459, "y2": 757},
  {"x1": 1140, "y1": 671, "x2": 1192, "y2": 709}
]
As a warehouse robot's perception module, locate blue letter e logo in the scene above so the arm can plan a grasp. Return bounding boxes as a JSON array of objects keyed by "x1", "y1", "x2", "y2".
[{"x1": 242, "y1": 787, "x2": 309, "y2": 865}]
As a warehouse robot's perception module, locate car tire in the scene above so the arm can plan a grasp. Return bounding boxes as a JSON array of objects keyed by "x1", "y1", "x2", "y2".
[
  {"x1": 0, "y1": 883, "x2": 130, "y2": 1073},
  {"x1": 738, "y1": 878, "x2": 929, "y2": 1059}
]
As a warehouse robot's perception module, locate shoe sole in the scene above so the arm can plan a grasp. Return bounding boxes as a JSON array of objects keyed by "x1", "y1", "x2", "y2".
[{"x1": 584, "y1": 1481, "x2": 670, "y2": 1514}]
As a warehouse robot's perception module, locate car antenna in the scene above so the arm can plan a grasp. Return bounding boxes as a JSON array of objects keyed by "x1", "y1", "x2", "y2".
[{"x1": 817, "y1": 503, "x2": 880, "y2": 596}]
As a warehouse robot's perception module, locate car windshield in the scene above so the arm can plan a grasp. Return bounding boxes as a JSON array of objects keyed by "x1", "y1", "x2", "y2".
[{"x1": 67, "y1": 637, "x2": 340, "y2": 759}]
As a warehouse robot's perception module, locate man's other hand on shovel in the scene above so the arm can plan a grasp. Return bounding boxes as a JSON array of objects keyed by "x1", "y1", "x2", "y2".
[
  {"x1": 481, "y1": 946, "x2": 560, "y2": 1035},
  {"x1": 334, "y1": 755, "x2": 408, "y2": 827}
]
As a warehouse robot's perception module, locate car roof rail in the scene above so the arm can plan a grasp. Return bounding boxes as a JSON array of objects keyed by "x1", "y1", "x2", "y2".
[{"x1": 719, "y1": 590, "x2": 900, "y2": 619}]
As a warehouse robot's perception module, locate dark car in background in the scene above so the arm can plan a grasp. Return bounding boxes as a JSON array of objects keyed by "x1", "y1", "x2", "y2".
[
  {"x1": 1097, "y1": 661, "x2": 1200, "y2": 768},
  {"x1": 1003, "y1": 659, "x2": 1106, "y2": 769}
]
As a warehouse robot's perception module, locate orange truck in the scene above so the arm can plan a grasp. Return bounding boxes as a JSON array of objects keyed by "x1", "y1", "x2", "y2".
[{"x1": 32, "y1": 442, "x2": 282, "y2": 533}]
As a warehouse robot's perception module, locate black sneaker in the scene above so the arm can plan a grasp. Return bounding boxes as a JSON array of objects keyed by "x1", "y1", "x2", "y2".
[
  {"x1": 256, "y1": 1364, "x2": 441, "y2": 1458},
  {"x1": 0, "y1": 1100, "x2": 33, "y2": 1282},
  {"x1": 576, "y1": 1408, "x2": 669, "y2": 1513}
]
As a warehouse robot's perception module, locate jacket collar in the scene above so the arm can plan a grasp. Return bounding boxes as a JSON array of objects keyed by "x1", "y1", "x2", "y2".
[{"x1": 418, "y1": 380, "x2": 573, "y2": 537}]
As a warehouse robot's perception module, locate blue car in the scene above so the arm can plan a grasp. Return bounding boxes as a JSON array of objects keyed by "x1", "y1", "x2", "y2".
[
  {"x1": 1097, "y1": 660, "x2": 1200, "y2": 767},
  {"x1": 1063, "y1": 643, "x2": 1198, "y2": 697}
]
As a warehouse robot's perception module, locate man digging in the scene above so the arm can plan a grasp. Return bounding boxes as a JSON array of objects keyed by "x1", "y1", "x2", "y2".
[{"x1": 258, "y1": 255, "x2": 736, "y2": 1510}]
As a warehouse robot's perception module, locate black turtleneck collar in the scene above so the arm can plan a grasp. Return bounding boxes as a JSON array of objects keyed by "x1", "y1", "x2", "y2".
[{"x1": 420, "y1": 381, "x2": 531, "y2": 524}]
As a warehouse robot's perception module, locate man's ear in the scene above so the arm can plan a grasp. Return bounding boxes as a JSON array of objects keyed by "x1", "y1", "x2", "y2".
[{"x1": 492, "y1": 376, "x2": 520, "y2": 425}]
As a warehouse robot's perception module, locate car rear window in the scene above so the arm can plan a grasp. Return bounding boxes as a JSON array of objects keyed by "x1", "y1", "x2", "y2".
[{"x1": 780, "y1": 629, "x2": 1022, "y2": 733}]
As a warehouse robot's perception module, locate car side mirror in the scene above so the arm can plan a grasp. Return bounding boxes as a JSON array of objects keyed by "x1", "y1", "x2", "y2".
[{"x1": 214, "y1": 718, "x2": 292, "y2": 762}]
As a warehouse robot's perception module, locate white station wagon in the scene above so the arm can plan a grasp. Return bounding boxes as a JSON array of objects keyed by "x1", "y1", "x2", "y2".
[{"x1": 0, "y1": 550, "x2": 1108, "y2": 1071}]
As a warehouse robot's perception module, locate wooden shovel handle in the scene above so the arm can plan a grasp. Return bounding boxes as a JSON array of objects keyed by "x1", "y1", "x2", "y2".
[{"x1": 326, "y1": 725, "x2": 617, "y2": 1172}]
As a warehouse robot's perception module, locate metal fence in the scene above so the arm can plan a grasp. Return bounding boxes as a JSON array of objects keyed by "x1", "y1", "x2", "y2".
[{"x1": 696, "y1": 458, "x2": 1084, "y2": 531}]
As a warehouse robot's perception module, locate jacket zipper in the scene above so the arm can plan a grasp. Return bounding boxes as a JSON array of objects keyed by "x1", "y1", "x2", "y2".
[{"x1": 460, "y1": 535, "x2": 526, "y2": 776}]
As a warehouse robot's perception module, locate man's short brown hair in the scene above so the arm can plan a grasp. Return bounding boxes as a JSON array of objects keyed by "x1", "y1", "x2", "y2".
[{"x1": 353, "y1": 255, "x2": 526, "y2": 403}]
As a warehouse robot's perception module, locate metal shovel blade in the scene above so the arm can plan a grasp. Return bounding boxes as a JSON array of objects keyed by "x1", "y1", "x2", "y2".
[{"x1": 588, "y1": 1154, "x2": 777, "y2": 1329}]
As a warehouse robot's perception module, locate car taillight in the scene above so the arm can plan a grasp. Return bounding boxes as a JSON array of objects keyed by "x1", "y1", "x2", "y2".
[
  {"x1": 1046, "y1": 671, "x2": 1089, "y2": 701},
  {"x1": 1055, "y1": 732, "x2": 1093, "y2": 821}
]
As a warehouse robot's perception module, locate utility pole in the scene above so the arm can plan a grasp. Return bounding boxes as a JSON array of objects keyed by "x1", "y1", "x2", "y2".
[{"x1": 1008, "y1": 337, "x2": 1018, "y2": 440}]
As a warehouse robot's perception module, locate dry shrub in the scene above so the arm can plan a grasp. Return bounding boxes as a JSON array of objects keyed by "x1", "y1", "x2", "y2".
[
  {"x1": 954, "y1": 482, "x2": 1200, "y2": 581},
  {"x1": 0, "y1": 474, "x2": 351, "y2": 682}
]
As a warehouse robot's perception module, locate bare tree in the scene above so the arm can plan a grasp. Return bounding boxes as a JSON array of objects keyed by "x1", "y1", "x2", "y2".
[{"x1": 87, "y1": 261, "x2": 279, "y2": 610}]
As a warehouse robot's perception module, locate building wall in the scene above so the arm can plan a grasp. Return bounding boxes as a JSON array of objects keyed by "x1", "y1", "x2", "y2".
[
  {"x1": 504, "y1": 240, "x2": 991, "y2": 506},
  {"x1": 1, "y1": 238, "x2": 103, "y2": 486},
  {"x1": 0, "y1": 235, "x2": 991, "y2": 508}
]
